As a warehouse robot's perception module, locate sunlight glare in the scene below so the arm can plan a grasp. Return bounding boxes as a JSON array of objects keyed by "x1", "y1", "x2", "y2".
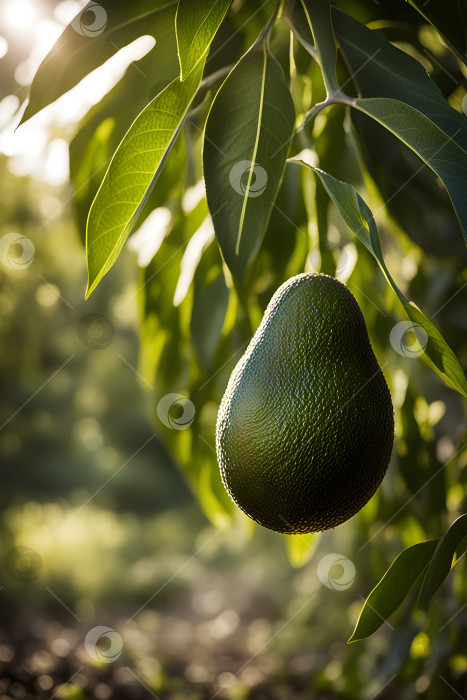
[
  {"x1": 0, "y1": 36, "x2": 8, "y2": 59},
  {"x1": 5, "y1": 0, "x2": 37, "y2": 29},
  {"x1": 128, "y1": 208, "x2": 172, "y2": 267}
]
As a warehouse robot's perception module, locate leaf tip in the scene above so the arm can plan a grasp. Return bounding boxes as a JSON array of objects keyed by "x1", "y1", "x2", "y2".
[{"x1": 85, "y1": 274, "x2": 98, "y2": 300}]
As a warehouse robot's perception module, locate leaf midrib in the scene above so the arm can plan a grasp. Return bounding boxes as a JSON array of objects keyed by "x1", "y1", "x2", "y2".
[{"x1": 235, "y1": 45, "x2": 267, "y2": 254}]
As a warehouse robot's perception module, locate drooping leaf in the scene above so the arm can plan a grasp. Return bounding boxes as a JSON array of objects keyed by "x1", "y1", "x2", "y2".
[
  {"x1": 204, "y1": 43, "x2": 295, "y2": 279},
  {"x1": 85, "y1": 61, "x2": 205, "y2": 297},
  {"x1": 332, "y1": 7, "x2": 467, "y2": 259},
  {"x1": 405, "y1": 0, "x2": 467, "y2": 66},
  {"x1": 418, "y1": 513, "x2": 467, "y2": 609},
  {"x1": 176, "y1": 0, "x2": 233, "y2": 80},
  {"x1": 299, "y1": 0, "x2": 339, "y2": 94},
  {"x1": 348, "y1": 540, "x2": 438, "y2": 642},
  {"x1": 293, "y1": 161, "x2": 467, "y2": 397},
  {"x1": 20, "y1": 0, "x2": 178, "y2": 125},
  {"x1": 354, "y1": 98, "x2": 467, "y2": 249},
  {"x1": 191, "y1": 258, "x2": 230, "y2": 370},
  {"x1": 332, "y1": 8, "x2": 467, "y2": 152},
  {"x1": 137, "y1": 208, "x2": 235, "y2": 528}
]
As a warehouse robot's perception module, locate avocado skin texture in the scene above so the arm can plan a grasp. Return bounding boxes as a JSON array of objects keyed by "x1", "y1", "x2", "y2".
[{"x1": 216, "y1": 272, "x2": 394, "y2": 534}]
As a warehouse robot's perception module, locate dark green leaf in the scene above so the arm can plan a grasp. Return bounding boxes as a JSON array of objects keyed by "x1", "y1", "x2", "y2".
[
  {"x1": 20, "y1": 0, "x2": 178, "y2": 125},
  {"x1": 86, "y1": 62, "x2": 205, "y2": 297},
  {"x1": 299, "y1": 0, "x2": 339, "y2": 94},
  {"x1": 354, "y1": 98, "x2": 467, "y2": 249},
  {"x1": 332, "y1": 8, "x2": 467, "y2": 152},
  {"x1": 191, "y1": 262, "x2": 230, "y2": 370},
  {"x1": 293, "y1": 160, "x2": 467, "y2": 396},
  {"x1": 176, "y1": 0, "x2": 233, "y2": 80},
  {"x1": 204, "y1": 44, "x2": 295, "y2": 279},
  {"x1": 405, "y1": 0, "x2": 467, "y2": 66},
  {"x1": 348, "y1": 540, "x2": 438, "y2": 642},
  {"x1": 418, "y1": 513, "x2": 467, "y2": 609}
]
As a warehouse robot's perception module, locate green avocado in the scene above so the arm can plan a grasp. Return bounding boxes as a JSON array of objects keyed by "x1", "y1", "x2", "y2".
[{"x1": 216, "y1": 272, "x2": 394, "y2": 534}]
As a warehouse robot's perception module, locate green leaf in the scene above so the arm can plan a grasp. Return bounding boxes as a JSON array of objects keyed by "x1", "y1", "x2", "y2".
[
  {"x1": 191, "y1": 264, "x2": 230, "y2": 371},
  {"x1": 299, "y1": 0, "x2": 339, "y2": 94},
  {"x1": 418, "y1": 514, "x2": 467, "y2": 609},
  {"x1": 176, "y1": 0, "x2": 232, "y2": 80},
  {"x1": 405, "y1": 0, "x2": 467, "y2": 66},
  {"x1": 332, "y1": 10, "x2": 467, "y2": 251},
  {"x1": 332, "y1": 8, "x2": 467, "y2": 152},
  {"x1": 285, "y1": 532, "x2": 320, "y2": 568},
  {"x1": 20, "y1": 0, "x2": 178, "y2": 125},
  {"x1": 354, "y1": 98, "x2": 467, "y2": 249},
  {"x1": 348, "y1": 540, "x2": 438, "y2": 643},
  {"x1": 293, "y1": 160, "x2": 467, "y2": 396},
  {"x1": 203, "y1": 44, "x2": 295, "y2": 279},
  {"x1": 85, "y1": 62, "x2": 205, "y2": 298}
]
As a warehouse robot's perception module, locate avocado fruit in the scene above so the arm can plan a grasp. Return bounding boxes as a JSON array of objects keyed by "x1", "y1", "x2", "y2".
[{"x1": 216, "y1": 272, "x2": 394, "y2": 534}]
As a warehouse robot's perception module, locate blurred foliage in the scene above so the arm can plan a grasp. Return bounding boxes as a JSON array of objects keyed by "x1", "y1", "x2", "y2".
[{"x1": 1, "y1": 0, "x2": 467, "y2": 697}]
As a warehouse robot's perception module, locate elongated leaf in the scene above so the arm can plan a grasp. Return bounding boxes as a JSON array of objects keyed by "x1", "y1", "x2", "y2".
[
  {"x1": 176, "y1": 0, "x2": 232, "y2": 80},
  {"x1": 349, "y1": 540, "x2": 438, "y2": 642},
  {"x1": 191, "y1": 267, "x2": 229, "y2": 371},
  {"x1": 204, "y1": 44, "x2": 295, "y2": 279},
  {"x1": 293, "y1": 160, "x2": 467, "y2": 396},
  {"x1": 86, "y1": 62, "x2": 204, "y2": 297},
  {"x1": 332, "y1": 8, "x2": 467, "y2": 152},
  {"x1": 20, "y1": 0, "x2": 178, "y2": 125},
  {"x1": 405, "y1": 0, "x2": 467, "y2": 66},
  {"x1": 418, "y1": 514, "x2": 467, "y2": 609},
  {"x1": 300, "y1": 0, "x2": 339, "y2": 94},
  {"x1": 354, "y1": 98, "x2": 467, "y2": 248}
]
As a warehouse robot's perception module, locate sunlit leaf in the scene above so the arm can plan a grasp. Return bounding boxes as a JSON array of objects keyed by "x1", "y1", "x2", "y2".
[
  {"x1": 293, "y1": 160, "x2": 467, "y2": 396},
  {"x1": 176, "y1": 0, "x2": 233, "y2": 80},
  {"x1": 20, "y1": 0, "x2": 178, "y2": 125},
  {"x1": 86, "y1": 61, "x2": 205, "y2": 297},
  {"x1": 418, "y1": 513, "x2": 467, "y2": 609},
  {"x1": 348, "y1": 540, "x2": 438, "y2": 642},
  {"x1": 204, "y1": 43, "x2": 295, "y2": 279}
]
